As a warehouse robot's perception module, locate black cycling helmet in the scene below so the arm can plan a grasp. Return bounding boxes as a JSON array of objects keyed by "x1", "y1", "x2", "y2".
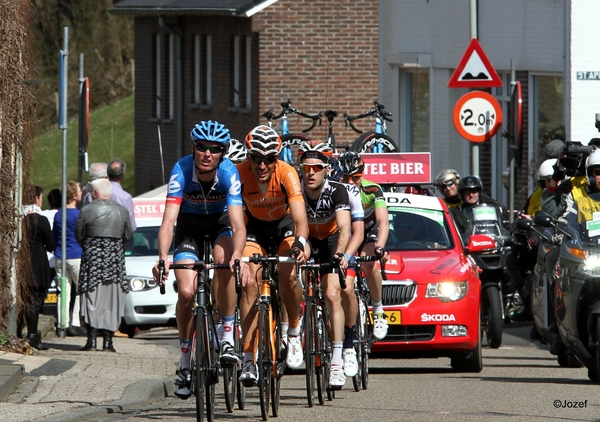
[
  {"x1": 329, "y1": 158, "x2": 344, "y2": 182},
  {"x1": 339, "y1": 151, "x2": 365, "y2": 176},
  {"x1": 457, "y1": 175, "x2": 483, "y2": 194}
]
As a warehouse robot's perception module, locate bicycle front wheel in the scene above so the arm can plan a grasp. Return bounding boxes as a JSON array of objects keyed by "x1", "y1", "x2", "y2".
[
  {"x1": 194, "y1": 312, "x2": 206, "y2": 422},
  {"x1": 223, "y1": 320, "x2": 240, "y2": 413},
  {"x1": 304, "y1": 299, "x2": 315, "y2": 407},
  {"x1": 351, "y1": 132, "x2": 399, "y2": 154},
  {"x1": 205, "y1": 317, "x2": 217, "y2": 422},
  {"x1": 271, "y1": 295, "x2": 283, "y2": 418},
  {"x1": 257, "y1": 303, "x2": 271, "y2": 421}
]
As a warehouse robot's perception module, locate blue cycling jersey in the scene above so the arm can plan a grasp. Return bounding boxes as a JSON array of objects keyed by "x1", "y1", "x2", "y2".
[{"x1": 166, "y1": 155, "x2": 243, "y2": 215}]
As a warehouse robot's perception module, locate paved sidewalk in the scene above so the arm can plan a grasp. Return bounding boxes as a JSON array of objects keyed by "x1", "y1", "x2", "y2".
[{"x1": 0, "y1": 316, "x2": 177, "y2": 422}]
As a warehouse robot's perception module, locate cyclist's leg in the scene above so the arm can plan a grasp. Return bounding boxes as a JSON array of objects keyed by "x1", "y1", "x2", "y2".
[
  {"x1": 213, "y1": 228, "x2": 239, "y2": 365},
  {"x1": 239, "y1": 239, "x2": 264, "y2": 383},
  {"x1": 341, "y1": 266, "x2": 358, "y2": 377},
  {"x1": 361, "y1": 230, "x2": 388, "y2": 340}
]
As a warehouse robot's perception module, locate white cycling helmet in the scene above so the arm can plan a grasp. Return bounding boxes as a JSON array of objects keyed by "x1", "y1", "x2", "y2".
[
  {"x1": 537, "y1": 159, "x2": 556, "y2": 180},
  {"x1": 245, "y1": 125, "x2": 282, "y2": 156},
  {"x1": 225, "y1": 138, "x2": 247, "y2": 163}
]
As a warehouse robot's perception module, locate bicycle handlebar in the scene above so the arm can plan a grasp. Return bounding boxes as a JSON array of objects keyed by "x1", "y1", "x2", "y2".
[
  {"x1": 261, "y1": 99, "x2": 322, "y2": 133},
  {"x1": 242, "y1": 255, "x2": 297, "y2": 265},
  {"x1": 354, "y1": 252, "x2": 388, "y2": 281},
  {"x1": 158, "y1": 259, "x2": 166, "y2": 295},
  {"x1": 343, "y1": 101, "x2": 393, "y2": 134}
]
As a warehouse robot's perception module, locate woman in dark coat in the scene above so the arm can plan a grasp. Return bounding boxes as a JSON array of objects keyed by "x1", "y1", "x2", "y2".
[
  {"x1": 22, "y1": 185, "x2": 55, "y2": 350},
  {"x1": 75, "y1": 178, "x2": 132, "y2": 352}
]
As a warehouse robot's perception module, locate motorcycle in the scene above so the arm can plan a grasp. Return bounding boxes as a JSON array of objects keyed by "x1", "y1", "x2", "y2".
[
  {"x1": 461, "y1": 203, "x2": 511, "y2": 349},
  {"x1": 535, "y1": 212, "x2": 600, "y2": 381}
]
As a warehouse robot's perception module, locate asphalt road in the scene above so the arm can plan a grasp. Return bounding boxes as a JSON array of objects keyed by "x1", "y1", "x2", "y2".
[{"x1": 86, "y1": 323, "x2": 599, "y2": 422}]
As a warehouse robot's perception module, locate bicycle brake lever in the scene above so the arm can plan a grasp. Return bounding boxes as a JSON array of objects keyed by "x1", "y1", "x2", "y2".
[{"x1": 158, "y1": 259, "x2": 166, "y2": 295}]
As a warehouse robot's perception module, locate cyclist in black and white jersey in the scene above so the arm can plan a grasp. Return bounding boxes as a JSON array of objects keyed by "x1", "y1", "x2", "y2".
[{"x1": 298, "y1": 140, "x2": 352, "y2": 389}]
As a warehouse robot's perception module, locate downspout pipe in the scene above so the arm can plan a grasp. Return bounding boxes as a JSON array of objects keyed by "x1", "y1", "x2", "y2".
[{"x1": 159, "y1": 16, "x2": 183, "y2": 160}]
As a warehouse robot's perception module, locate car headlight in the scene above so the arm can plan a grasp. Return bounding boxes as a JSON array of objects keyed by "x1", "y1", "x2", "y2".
[
  {"x1": 426, "y1": 281, "x2": 467, "y2": 302},
  {"x1": 127, "y1": 276, "x2": 157, "y2": 292}
]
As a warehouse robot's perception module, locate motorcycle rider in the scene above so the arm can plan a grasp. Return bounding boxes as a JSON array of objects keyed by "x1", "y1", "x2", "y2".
[
  {"x1": 450, "y1": 175, "x2": 507, "y2": 240},
  {"x1": 434, "y1": 169, "x2": 462, "y2": 208},
  {"x1": 505, "y1": 159, "x2": 556, "y2": 321}
]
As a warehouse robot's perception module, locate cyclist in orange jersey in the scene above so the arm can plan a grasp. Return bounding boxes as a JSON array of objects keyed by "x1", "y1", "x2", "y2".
[
  {"x1": 299, "y1": 139, "x2": 351, "y2": 390},
  {"x1": 237, "y1": 126, "x2": 310, "y2": 385}
]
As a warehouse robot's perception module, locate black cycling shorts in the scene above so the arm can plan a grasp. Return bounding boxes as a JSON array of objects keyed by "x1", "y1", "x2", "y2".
[
  {"x1": 174, "y1": 212, "x2": 231, "y2": 262},
  {"x1": 359, "y1": 223, "x2": 379, "y2": 251},
  {"x1": 245, "y1": 214, "x2": 295, "y2": 254},
  {"x1": 308, "y1": 231, "x2": 340, "y2": 276}
]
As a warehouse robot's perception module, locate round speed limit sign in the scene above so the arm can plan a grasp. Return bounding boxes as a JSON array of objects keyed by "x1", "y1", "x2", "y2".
[{"x1": 453, "y1": 91, "x2": 503, "y2": 142}]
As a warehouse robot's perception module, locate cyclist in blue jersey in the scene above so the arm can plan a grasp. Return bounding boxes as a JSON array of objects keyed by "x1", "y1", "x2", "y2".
[{"x1": 153, "y1": 120, "x2": 250, "y2": 400}]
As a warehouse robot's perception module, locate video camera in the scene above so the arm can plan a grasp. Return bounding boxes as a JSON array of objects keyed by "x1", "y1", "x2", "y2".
[{"x1": 544, "y1": 139, "x2": 593, "y2": 177}]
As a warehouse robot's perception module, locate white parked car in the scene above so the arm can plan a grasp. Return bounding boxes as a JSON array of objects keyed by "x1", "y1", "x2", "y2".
[{"x1": 120, "y1": 198, "x2": 176, "y2": 337}]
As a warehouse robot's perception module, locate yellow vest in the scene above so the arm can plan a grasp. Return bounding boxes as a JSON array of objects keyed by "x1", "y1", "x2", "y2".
[
  {"x1": 571, "y1": 176, "x2": 588, "y2": 202},
  {"x1": 574, "y1": 188, "x2": 600, "y2": 223},
  {"x1": 526, "y1": 187, "x2": 543, "y2": 215}
]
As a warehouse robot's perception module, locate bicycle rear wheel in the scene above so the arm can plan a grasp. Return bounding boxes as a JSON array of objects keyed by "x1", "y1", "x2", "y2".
[
  {"x1": 304, "y1": 299, "x2": 316, "y2": 407},
  {"x1": 258, "y1": 303, "x2": 271, "y2": 421},
  {"x1": 350, "y1": 132, "x2": 399, "y2": 154},
  {"x1": 280, "y1": 133, "x2": 313, "y2": 165},
  {"x1": 352, "y1": 297, "x2": 366, "y2": 392},
  {"x1": 223, "y1": 319, "x2": 240, "y2": 413},
  {"x1": 193, "y1": 312, "x2": 206, "y2": 422}
]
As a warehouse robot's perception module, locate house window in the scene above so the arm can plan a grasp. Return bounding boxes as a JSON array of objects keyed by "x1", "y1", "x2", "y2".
[
  {"x1": 399, "y1": 68, "x2": 430, "y2": 152},
  {"x1": 230, "y1": 35, "x2": 252, "y2": 111},
  {"x1": 530, "y1": 74, "x2": 564, "y2": 176},
  {"x1": 166, "y1": 33, "x2": 174, "y2": 120},
  {"x1": 192, "y1": 34, "x2": 212, "y2": 107}
]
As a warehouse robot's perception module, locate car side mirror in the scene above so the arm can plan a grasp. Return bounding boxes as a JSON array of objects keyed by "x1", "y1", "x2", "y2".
[{"x1": 465, "y1": 234, "x2": 496, "y2": 253}]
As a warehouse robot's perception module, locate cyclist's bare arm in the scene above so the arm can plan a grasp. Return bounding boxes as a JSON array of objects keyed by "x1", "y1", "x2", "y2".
[
  {"x1": 153, "y1": 202, "x2": 180, "y2": 282},
  {"x1": 289, "y1": 200, "x2": 310, "y2": 263},
  {"x1": 334, "y1": 209, "x2": 352, "y2": 269},
  {"x1": 346, "y1": 220, "x2": 365, "y2": 257},
  {"x1": 227, "y1": 204, "x2": 251, "y2": 285},
  {"x1": 374, "y1": 206, "x2": 390, "y2": 261}
]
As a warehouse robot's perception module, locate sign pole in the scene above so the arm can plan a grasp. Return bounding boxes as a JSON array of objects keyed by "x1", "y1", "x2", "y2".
[
  {"x1": 470, "y1": 0, "x2": 479, "y2": 177},
  {"x1": 509, "y1": 59, "x2": 516, "y2": 223}
]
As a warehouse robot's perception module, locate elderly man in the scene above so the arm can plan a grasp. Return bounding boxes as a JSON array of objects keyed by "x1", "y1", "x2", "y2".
[{"x1": 79, "y1": 162, "x2": 108, "y2": 209}]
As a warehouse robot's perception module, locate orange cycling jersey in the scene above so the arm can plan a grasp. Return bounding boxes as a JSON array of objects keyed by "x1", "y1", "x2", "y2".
[{"x1": 237, "y1": 160, "x2": 304, "y2": 222}]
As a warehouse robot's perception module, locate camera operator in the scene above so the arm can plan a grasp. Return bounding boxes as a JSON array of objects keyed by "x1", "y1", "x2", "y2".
[
  {"x1": 539, "y1": 139, "x2": 593, "y2": 354},
  {"x1": 505, "y1": 159, "x2": 555, "y2": 322}
]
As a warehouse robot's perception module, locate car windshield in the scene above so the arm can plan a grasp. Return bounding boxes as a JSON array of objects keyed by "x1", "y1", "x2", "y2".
[
  {"x1": 124, "y1": 226, "x2": 173, "y2": 257},
  {"x1": 386, "y1": 207, "x2": 453, "y2": 251}
]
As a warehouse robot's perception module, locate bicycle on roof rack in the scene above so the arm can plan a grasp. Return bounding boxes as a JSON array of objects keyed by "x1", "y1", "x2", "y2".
[
  {"x1": 261, "y1": 99, "x2": 321, "y2": 165},
  {"x1": 344, "y1": 101, "x2": 400, "y2": 154}
]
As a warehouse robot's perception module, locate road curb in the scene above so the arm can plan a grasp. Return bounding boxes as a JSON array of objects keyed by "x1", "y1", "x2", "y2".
[
  {"x1": 0, "y1": 364, "x2": 24, "y2": 402},
  {"x1": 36, "y1": 377, "x2": 173, "y2": 422}
]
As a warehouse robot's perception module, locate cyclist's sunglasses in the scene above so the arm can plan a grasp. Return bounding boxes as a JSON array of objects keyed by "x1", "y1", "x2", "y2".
[
  {"x1": 194, "y1": 142, "x2": 224, "y2": 154},
  {"x1": 249, "y1": 154, "x2": 278, "y2": 165},
  {"x1": 343, "y1": 174, "x2": 363, "y2": 183},
  {"x1": 301, "y1": 163, "x2": 329, "y2": 173}
]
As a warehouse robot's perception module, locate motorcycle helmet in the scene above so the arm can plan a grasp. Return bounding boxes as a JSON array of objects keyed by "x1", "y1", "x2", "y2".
[
  {"x1": 190, "y1": 120, "x2": 231, "y2": 148},
  {"x1": 298, "y1": 139, "x2": 333, "y2": 164},
  {"x1": 339, "y1": 151, "x2": 365, "y2": 176},
  {"x1": 244, "y1": 125, "x2": 282, "y2": 156},
  {"x1": 538, "y1": 159, "x2": 556, "y2": 180},
  {"x1": 434, "y1": 169, "x2": 461, "y2": 187},
  {"x1": 586, "y1": 148, "x2": 600, "y2": 185},
  {"x1": 457, "y1": 175, "x2": 483, "y2": 195},
  {"x1": 589, "y1": 133, "x2": 600, "y2": 149}
]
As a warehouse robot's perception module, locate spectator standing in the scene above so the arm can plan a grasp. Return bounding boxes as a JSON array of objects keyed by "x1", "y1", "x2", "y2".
[
  {"x1": 53, "y1": 181, "x2": 85, "y2": 337},
  {"x1": 108, "y1": 158, "x2": 137, "y2": 232},
  {"x1": 79, "y1": 162, "x2": 108, "y2": 209},
  {"x1": 21, "y1": 185, "x2": 55, "y2": 350},
  {"x1": 75, "y1": 179, "x2": 132, "y2": 352},
  {"x1": 39, "y1": 188, "x2": 61, "y2": 280}
]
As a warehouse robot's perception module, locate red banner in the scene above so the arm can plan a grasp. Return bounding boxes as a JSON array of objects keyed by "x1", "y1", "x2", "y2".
[
  {"x1": 133, "y1": 198, "x2": 166, "y2": 219},
  {"x1": 359, "y1": 153, "x2": 431, "y2": 184}
]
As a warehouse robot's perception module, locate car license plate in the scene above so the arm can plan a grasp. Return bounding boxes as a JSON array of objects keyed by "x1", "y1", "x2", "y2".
[
  {"x1": 45, "y1": 293, "x2": 58, "y2": 304},
  {"x1": 370, "y1": 310, "x2": 401, "y2": 325}
]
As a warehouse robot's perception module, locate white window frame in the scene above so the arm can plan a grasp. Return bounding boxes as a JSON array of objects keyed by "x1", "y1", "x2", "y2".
[
  {"x1": 193, "y1": 34, "x2": 212, "y2": 106},
  {"x1": 245, "y1": 36, "x2": 251, "y2": 109},
  {"x1": 233, "y1": 35, "x2": 240, "y2": 108}
]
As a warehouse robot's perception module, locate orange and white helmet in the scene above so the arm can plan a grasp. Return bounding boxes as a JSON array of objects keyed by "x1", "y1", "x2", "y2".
[
  {"x1": 298, "y1": 139, "x2": 333, "y2": 164},
  {"x1": 244, "y1": 125, "x2": 282, "y2": 156}
]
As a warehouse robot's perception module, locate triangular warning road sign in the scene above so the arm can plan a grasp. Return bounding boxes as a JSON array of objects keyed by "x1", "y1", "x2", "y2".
[{"x1": 448, "y1": 38, "x2": 502, "y2": 88}]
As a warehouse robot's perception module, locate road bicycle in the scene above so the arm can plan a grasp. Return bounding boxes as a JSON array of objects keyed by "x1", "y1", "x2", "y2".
[
  {"x1": 261, "y1": 99, "x2": 321, "y2": 165},
  {"x1": 344, "y1": 101, "x2": 400, "y2": 153},
  {"x1": 242, "y1": 253, "x2": 299, "y2": 421},
  {"x1": 351, "y1": 254, "x2": 387, "y2": 391},
  {"x1": 301, "y1": 258, "x2": 345, "y2": 406}
]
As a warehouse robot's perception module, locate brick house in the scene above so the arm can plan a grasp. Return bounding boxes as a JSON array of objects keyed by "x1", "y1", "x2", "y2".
[{"x1": 110, "y1": 0, "x2": 380, "y2": 195}]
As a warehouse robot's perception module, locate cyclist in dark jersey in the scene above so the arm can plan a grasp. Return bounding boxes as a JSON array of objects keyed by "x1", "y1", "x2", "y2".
[
  {"x1": 236, "y1": 126, "x2": 310, "y2": 384},
  {"x1": 152, "y1": 120, "x2": 250, "y2": 399},
  {"x1": 339, "y1": 152, "x2": 390, "y2": 341},
  {"x1": 299, "y1": 139, "x2": 352, "y2": 390}
]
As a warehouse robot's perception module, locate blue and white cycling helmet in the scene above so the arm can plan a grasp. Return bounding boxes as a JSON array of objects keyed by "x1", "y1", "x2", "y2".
[{"x1": 190, "y1": 120, "x2": 231, "y2": 148}]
